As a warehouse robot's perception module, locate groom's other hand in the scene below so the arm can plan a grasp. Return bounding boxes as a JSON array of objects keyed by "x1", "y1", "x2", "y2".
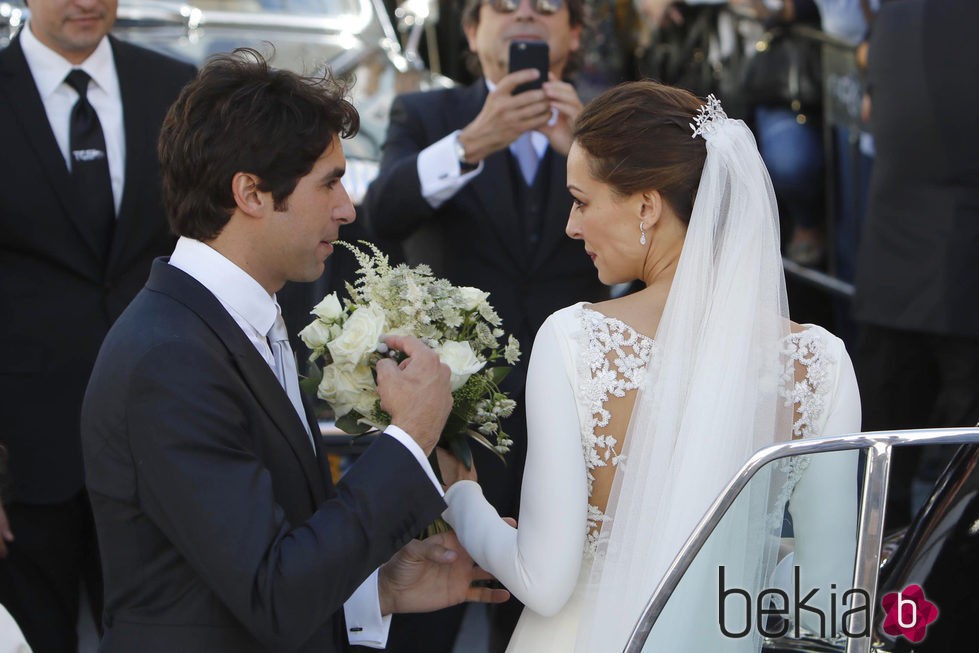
[
  {"x1": 378, "y1": 531, "x2": 510, "y2": 615},
  {"x1": 376, "y1": 334, "x2": 452, "y2": 454}
]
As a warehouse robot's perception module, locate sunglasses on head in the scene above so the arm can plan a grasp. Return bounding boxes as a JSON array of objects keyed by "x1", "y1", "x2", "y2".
[{"x1": 484, "y1": 0, "x2": 563, "y2": 16}]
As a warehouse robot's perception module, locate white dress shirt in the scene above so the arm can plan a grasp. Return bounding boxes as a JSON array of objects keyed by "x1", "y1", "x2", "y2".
[
  {"x1": 417, "y1": 79, "x2": 550, "y2": 209},
  {"x1": 20, "y1": 23, "x2": 125, "y2": 215},
  {"x1": 168, "y1": 237, "x2": 444, "y2": 647}
]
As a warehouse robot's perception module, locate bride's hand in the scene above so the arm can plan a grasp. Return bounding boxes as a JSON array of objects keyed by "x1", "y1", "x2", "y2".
[{"x1": 436, "y1": 447, "x2": 477, "y2": 489}]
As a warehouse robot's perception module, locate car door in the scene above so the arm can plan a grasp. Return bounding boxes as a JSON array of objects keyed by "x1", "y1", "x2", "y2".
[{"x1": 623, "y1": 428, "x2": 979, "y2": 653}]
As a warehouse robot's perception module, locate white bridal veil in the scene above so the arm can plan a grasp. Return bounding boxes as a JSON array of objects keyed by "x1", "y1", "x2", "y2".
[{"x1": 576, "y1": 97, "x2": 794, "y2": 652}]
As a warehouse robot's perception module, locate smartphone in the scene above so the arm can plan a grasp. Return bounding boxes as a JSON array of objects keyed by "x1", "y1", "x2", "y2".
[{"x1": 508, "y1": 40, "x2": 549, "y2": 95}]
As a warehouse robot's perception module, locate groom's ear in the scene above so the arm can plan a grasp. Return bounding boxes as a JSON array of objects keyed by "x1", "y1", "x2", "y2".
[{"x1": 231, "y1": 172, "x2": 270, "y2": 218}]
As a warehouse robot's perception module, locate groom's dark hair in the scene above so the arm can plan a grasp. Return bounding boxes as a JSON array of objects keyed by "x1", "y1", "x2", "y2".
[{"x1": 159, "y1": 48, "x2": 359, "y2": 240}]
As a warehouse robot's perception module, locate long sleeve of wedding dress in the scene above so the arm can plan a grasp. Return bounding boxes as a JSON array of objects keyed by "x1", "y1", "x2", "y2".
[{"x1": 443, "y1": 311, "x2": 589, "y2": 616}]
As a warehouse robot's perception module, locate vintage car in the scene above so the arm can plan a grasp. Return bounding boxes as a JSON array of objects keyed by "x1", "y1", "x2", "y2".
[
  {"x1": 0, "y1": 0, "x2": 451, "y2": 205},
  {"x1": 625, "y1": 427, "x2": 979, "y2": 652}
]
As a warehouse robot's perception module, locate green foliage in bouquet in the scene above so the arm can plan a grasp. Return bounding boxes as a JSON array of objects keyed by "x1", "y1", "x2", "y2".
[{"x1": 299, "y1": 241, "x2": 521, "y2": 468}]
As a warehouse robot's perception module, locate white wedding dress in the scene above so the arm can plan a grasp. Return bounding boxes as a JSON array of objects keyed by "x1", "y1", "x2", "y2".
[{"x1": 443, "y1": 302, "x2": 862, "y2": 652}]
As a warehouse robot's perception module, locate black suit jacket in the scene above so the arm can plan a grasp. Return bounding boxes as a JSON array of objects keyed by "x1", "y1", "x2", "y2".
[
  {"x1": 854, "y1": 0, "x2": 979, "y2": 338},
  {"x1": 363, "y1": 81, "x2": 608, "y2": 516},
  {"x1": 0, "y1": 35, "x2": 196, "y2": 503},
  {"x1": 81, "y1": 260, "x2": 445, "y2": 652}
]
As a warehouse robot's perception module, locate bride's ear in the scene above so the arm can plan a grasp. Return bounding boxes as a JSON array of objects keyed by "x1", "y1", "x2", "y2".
[{"x1": 639, "y1": 190, "x2": 664, "y2": 228}]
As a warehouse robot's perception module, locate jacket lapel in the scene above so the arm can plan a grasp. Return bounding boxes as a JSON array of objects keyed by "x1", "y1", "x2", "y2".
[
  {"x1": 106, "y1": 37, "x2": 150, "y2": 278},
  {"x1": 453, "y1": 82, "x2": 526, "y2": 270},
  {"x1": 0, "y1": 37, "x2": 105, "y2": 263},
  {"x1": 147, "y1": 260, "x2": 327, "y2": 504},
  {"x1": 528, "y1": 148, "x2": 573, "y2": 273}
]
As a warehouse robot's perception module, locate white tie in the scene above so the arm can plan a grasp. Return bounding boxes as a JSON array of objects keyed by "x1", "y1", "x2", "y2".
[
  {"x1": 268, "y1": 309, "x2": 316, "y2": 451},
  {"x1": 512, "y1": 132, "x2": 539, "y2": 186}
]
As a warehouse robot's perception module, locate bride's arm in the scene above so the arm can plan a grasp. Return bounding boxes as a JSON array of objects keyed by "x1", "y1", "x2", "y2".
[{"x1": 443, "y1": 314, "x2": 588, "y2": 616}]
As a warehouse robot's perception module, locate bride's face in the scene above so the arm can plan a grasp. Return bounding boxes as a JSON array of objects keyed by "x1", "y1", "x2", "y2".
[{"x1": 565, "y1": 142, "x2": 647, "y2": 285}]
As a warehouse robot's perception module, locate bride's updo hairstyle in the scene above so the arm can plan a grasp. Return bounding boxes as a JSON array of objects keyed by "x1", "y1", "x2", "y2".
[{"x1": 571, "y1": 81, "x2": 707, "y2": 224}]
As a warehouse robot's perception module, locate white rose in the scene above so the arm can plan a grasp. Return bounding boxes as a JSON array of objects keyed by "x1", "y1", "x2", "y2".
[
  {"x1": 435, "y1": 340, "x2": 485, "y2": 391},
  {"x1": 317, "y1": 363, "x2": 376, "y2": 418},
  {"x1": 328, "y1": 303, "x2": 386, "y2": 366},
  {"x1": 457, "y1": 286, "x2": 490, "y2": 312},
  {"x1": 311, "y1": 293, "x2": 344, "y2": 322},
  {"x1": 298, "y1": 319, "x2": 333, "y2": 351}
]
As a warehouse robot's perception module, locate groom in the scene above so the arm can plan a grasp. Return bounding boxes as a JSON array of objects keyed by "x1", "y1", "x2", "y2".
[{"x1": 80, "y1": 49, "x2": 505, "y2": 652}]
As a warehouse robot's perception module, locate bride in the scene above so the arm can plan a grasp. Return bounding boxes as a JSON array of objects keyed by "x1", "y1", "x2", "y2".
[{"x1": 442, "y1": 82, "x2": 861, "y2": 651}]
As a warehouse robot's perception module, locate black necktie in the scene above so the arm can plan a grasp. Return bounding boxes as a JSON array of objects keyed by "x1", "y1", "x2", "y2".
[{"x1": 65, "y1": 69, "x2": 114, "y2": 254}]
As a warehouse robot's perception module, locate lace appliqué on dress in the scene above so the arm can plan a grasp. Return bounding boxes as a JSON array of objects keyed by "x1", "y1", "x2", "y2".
[
  {"x1": 771, "y1": 329, "x2": 836, "y2": 528},
  {"x1": 576, "y1": 307, "x2": 656, "y2": 555}
]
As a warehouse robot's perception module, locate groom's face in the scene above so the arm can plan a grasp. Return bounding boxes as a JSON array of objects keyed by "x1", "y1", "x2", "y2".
[{"x1": 261, "y1": 135, "x2": 355, "y2": 288}]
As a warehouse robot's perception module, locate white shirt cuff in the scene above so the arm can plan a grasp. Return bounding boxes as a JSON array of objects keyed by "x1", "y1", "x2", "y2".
[
  {"x1": 343, "y1": 569, "x2": 392, "y2": 648},
  {"x1": 417, "y1": 130, "x2": 483, "y2": 209},
  {"x1": 384, "y1": 425, "x2": 445, "y2": 497}
]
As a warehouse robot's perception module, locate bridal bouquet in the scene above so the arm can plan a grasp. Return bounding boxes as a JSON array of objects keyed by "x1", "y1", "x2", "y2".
[{"x1": 299, "y1": 241, "x2": 521, "y2": 469}]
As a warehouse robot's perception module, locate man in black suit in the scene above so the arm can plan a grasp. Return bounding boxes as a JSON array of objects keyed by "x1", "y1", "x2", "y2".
[
  {"x1": 854, "y1": 0, "x2": 979, "y2": 528},
  {"x1": 0, "y1": 0, "x2": 195, "y2": 649},
  {"x1": 363, "y1": 0, "x2": 608, "y2": 648},
  {"x1": 80, "y1": 49, "x2": 506, "y2": 652}
]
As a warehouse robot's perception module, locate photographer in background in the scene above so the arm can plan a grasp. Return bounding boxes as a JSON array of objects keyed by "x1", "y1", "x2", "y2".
[{"x1": 363, "y1": 0, "x2": 608, "y2": 649}]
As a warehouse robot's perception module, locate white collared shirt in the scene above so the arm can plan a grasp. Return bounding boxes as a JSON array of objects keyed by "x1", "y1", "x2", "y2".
[
  {"x1": 416, "y1": 79, "x2": 551, "y2": 209},
  {"x1": 20, "y1": 23, "x2": 125, "y2": 215},
  {"x1": 169, "y1": 237, "x2": 280, "y2": 369},
  {"x1": 168, "y1": 237, "x2": 445, "y2": 647}
]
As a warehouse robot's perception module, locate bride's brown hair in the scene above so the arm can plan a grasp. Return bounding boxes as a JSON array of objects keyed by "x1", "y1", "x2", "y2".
[{"x1": 571, "y1": 81, "x2": 707, "y2": 224}]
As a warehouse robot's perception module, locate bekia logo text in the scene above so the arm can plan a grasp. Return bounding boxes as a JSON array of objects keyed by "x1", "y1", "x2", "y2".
[{"x1": 718, "y1": 566, "x2": 870, "y2": 638}]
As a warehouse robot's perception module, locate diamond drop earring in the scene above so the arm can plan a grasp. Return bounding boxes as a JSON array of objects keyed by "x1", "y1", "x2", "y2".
[{"x1": 639, "y1": 222, "x2": 647, "y2": 246}]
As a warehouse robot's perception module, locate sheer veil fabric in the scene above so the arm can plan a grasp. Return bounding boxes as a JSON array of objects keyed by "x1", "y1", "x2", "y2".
[{"x1": 575, "y1": 99, "x2": 794, "y2": 651}]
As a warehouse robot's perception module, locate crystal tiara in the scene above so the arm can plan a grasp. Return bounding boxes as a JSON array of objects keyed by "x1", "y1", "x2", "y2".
[{"x1": 690, "y1": 94, "x2": 728, "y2": 140}]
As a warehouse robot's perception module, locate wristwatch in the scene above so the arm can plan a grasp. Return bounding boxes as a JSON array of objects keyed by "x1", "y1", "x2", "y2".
[{"x1": 454, "y1": 132, "x2": 479, "y2": 172}]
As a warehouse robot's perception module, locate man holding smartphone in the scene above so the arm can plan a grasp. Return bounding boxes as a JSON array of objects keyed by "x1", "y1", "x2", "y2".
[{"x1": 363, "y1": 0, "x2": 608, "y2": 650}]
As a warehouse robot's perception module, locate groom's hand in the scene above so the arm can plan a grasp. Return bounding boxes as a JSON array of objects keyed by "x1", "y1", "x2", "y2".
[
  {"x1": 378, "y1": 531, "x2": 510, "y2": 615},
  {"x1": 376, "y1": 334, "x2": 452, "y2": 454}
]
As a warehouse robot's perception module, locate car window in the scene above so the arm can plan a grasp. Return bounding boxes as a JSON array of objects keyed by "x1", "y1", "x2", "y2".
[{"x1": 636, "y1": 449, "x2": 864, "y2": 652}]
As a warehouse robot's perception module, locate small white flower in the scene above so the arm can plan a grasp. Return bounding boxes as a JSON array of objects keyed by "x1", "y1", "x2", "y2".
[
  {"x1": 328, "y1": 303, "x2": 386, "y2": 366},
  {"x1": 478, "y1": 303, "x2": 502, "y2": 326},
  {"x1": 475, "y1": 323, "x2": 495, "y2": 349},
  {"x1": 494, "y1": 398, "x2": 517, "y2": 418},
  {"x1": 311, "y1": 293, "x2": 344, "y2": 322},
  {"x1": 504, "y1": 335, "x2": 522, "y2": 365},
  {"x1": 434, "y1": 340, "x2": 486, "y2": 391},
  {"x1": 442, "y1": 310, "x2": 464, "y2": 329},
  {"x1": 478, "y1": 422, "x2": 498, "y2": 436}
]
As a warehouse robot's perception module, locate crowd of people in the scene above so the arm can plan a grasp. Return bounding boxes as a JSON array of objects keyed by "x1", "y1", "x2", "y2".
[{"x1": 0, "y1": 0, "x2": 976, "y2": 652}]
